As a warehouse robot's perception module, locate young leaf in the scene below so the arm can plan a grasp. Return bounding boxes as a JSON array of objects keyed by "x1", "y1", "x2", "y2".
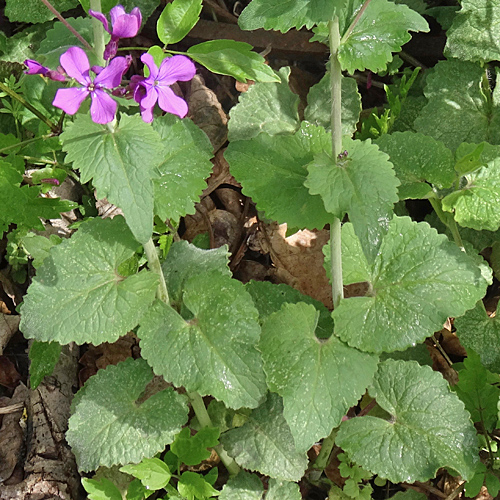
[
  {"x1": 170, "y1": 427, "x2": 220, "y2": 465},
  {"x1": 61, "y1": 114, "x2": 165, "y2": 244},
  {"x1": 157, "y1": 0, "x2": 202, "y2": 46},
  {"x1": 177, "y1": 471, "x2": 219, "y2": 500},
  {"x1": 20, "y1": 232, "x2": 62, "y2": 269},
  {"x1": 20, "y1": 217, "x2": 158, "y2": 345},
  {"x1": 220, "y1": 393, "x2": 308, "y2": 481},
  {"x1": 338, "y1": 0, "x2": 429, "y2": 74},
  {"x1": 219, "y1": 470, "x2": 264, "y2": 500},
  {"x1": 305, "y1": 138, "x2": 400, "y2": 264},
  {"x1": 375, "y1": 132, "x2": 456, "y2": 199},
  {"x1": 238, "y1": 0, "x2": 342, "y2": 33},
  {"x1": 187, "y1": 40, "x2": 279, "y2": 83},
  {"x1": 414, "y1": 60, "x2": 500, "y2": 151},
  {"x1": 336, "y1": 359, "x2": 478, "y2": 483},
  {"x1": 260, "y1": 302, "x2": 378, "y2": 453},
  {"x1": 29, "y1": 341, "x2": 61, "y2": 389},
  {"x1": 151, "y1": 114, "x2": 214, "y2": 222},
  {"x1": 445, "y1": 0, "x2": 500, "y2": 63},
  {"x1": 266, "y1": 479, "x2": 301, "y2": 500},
  {"x1": 455, "y1": 301, "x2": 500, "y2": 373},
  {"x1": 228, "y1": 66, "x2": 300, "y2": 142},
  {"x1": 304, "y1": 73, "x2": 361, "y2": 136},
  {"x1": 333, "y1": 218, "x2": 487, "y2": 353},
  {"x1": 442, "y1": 158, "x2": 500, "y2": 231},
  {"x1": 67, "y1": 358, "x2": 189, "y2": 472},
  {"x1": 224, "y1": 122, "x2": 332, "y2": 230},
  {"x1": 120, "y1": 458, "x2": 172, "y2": 491},
  {"x1": 5, "y1": 0, "x2": 77, "y2": 23},
  {"x1": 138, "y1": 272, "x2": 266, "y2": 409},
  {"x1": 81, "y1": 477, "x2": 122, "y2": 500}
]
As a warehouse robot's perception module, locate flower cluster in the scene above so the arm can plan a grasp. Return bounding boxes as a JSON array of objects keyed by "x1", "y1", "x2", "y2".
[{"x1": 23, "y1": 5, "x2": 196, "y2": 125}]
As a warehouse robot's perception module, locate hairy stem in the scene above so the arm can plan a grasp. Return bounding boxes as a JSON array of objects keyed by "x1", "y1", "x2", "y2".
[
  {"x1": 89, "y1": 0, "x2": 106, "y2": 65},
  {"x1": 0, "y1": 82, "x2": 59, "y2": 134},
  {"x1": 39, "y1": 0, "x2": 92, "y2": 50},
  {"x1": 143, "y1": 239, "x2": 170, "y2": 304}
]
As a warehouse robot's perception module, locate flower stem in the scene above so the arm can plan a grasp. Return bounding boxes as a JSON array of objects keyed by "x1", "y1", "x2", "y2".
[
  {"x1": 89, "y1": 0, "x2": 105, "y2": 65},
  {"x1": 38, "y1": 0, "x2": 92, "y2": 50},
  {"x1": 0, "y1": 81, "x2": 59, "y2": 134},
  {"x1": 143, "y1": 238, "x2": 169, "y2": 304}
]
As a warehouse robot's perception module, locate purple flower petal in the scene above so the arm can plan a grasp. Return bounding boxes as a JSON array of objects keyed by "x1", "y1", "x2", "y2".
[
  {"x1": 24, "y1": 59, "x2": 49, "y2": 75},
  {"x1": 138, "y1": 84, "x2": 158, "y2": 109},
  {"x1": 103, "y1": 39, "x2": 119, "y2": 61},
  {"x1": 156, "y1": 85, "x2": 189, "y2": 118},
  {"x1": 109, "y1": 4, "x2": 127, "y2": 25},
  {"x1": 89, "y1": 9, "x2": 110, "y2": 33},
  {"x1": 60, "y1": 47, "x2": 91, "y2": 85},
  {"x1": 140, "y1": 53, "x2": 159, "y2": 80},
  {"x1": 112, "y1": 11, "x2": 141, "y2": 38},
  {"x1": 140, "y1": 105, "x2": 154, "y2": 123},
  {"x1": 90, "y1": 89, "x2": 117, "y2": 124},
  {"x1": 46, "y1": 70, "x2": 67, "y2": 82},
  {"x1": 94, "y1": 56, "x2": 130, "y2": 89},
  {"x1": 157, "y1": 55, "x2": 196, "y2": 85},
  {"x1": 53, "y1": 87, "x2": 89, "y2": 115}
]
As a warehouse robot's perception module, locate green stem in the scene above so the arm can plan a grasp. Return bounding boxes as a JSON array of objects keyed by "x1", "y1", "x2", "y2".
[
  {"x1": 0, "y1": 135, "x2": 46, "y2": 154},
  {"x1": 428, "y1": 198, "x2": 465, "y2": 251},
  {"x1": 187, "y1": 392, "x2": 240, "y2": 476},
  {"x1": 0, "y1": 82, "x2": 59, "y2": 133},
  {"x1": 143, "y1": 238, "x2": 169, "y2": 304},
  {"x1": 310, "y1": 429, "x2": 338, "y2": 480},
  {"x1": 89, "y1": 0, "x2": 105, "y2": 65}
]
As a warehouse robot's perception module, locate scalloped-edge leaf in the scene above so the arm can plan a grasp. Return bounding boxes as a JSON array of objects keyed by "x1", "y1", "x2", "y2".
[{"x1": 219, "y1": 470, "x2": 263, "y2": 500}]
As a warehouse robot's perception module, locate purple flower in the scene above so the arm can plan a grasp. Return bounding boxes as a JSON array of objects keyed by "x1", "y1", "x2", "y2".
[
  {"x1": 24, "y1": 59, "x2": 66, "y2": 82},
  {"x1": 89, "y1": 5, "x2": 142, "y2": 60},
  {"x1": 52, "y1": 47, "x2": 130, "y2": 124},
  {"x1": 133, "y1": 54, "x2": 196, "y2": 122}
]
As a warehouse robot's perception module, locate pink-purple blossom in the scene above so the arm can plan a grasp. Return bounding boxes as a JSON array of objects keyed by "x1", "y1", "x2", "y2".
[
  {"x1": 52, "y1": 47, "x2": 130, "y2": 124},
  {"x1": 89, "y1": 5, "x2": 142, "y2": 60},
  {"x1": 133, "y1": 53, "x2": 196, "y2": 123},
  {"x1": 24, "y1": 59, "x2": 66, "y2": 82}
]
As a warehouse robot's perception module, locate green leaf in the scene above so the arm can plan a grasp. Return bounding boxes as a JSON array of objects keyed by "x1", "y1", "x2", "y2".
[
  {"x1": 187, "y1": 40, "x2": 279, "y2": 83},
  {"x1": 414, "y1": 60, "x2": 500, "y2": 151},
  {"x1": 5, "y1": 0, "x2": 78, "y2": 23},
  {"x1": 266, "y1": 479, "x2": 301, "y2": 500},
  {"x1": 304, "y1": 73, "x2": 361, "y2": 136},
  {"x1": 445, "y1": 0, "x2": 500, "y2": 63},
  {"x1": 68, "y1": 358, "x2": 188, "y2": 471},
  {"x1": 228, "y1": 67, "x2": 300, "y2": 142},
  {"x1": 78, "y1": 0, "x2": 159, "y2": 19},
  {"x1": 170, "y1": 427, "x2": 220, "y2": 465},
  {"x1": 238, "y1": 0, "x2": 341, "y2": 33},
  {"x1": 245, "y1": 280, "x2": 333, "y2": 338},
  {"x1": 161, "y1": 240, "x2": 231, "y2": 306},
  {"x1": 36, "y1": 18, "x2": 94, "y2": 68},
  {"x1": 126, "y1": 478, "x2": 152, "y2": 500},
  {"x1": 151, "y1": 114, "x2": 213, "y2": 222},
  {"x1": 20, "y1": 217, "x2": 158, "y2": 345},
  {"x1": 442, "y1": 158, "x2": 500, "y2": 231},
  {"x1": 178, "y1": 471, "x2": 219, "y2": 500},
  {"x1": 220, "y1": 393, "x2": 308, "y2": 481},
  {"x1": 334, "y1": 217, "x2": 487, "y2": 353},
  {"x1": 81, "y1": 477, "x2": 123, "y2": 500},
  {"x1": 455, "y1": 301, "x2": 500, "y2": 374},
  {"x1": 219, "y1": 471, "x2": 263, "y2": 500},
  {"x1": 224, "y1": 122, "x2": 332, "y2": 230},
  {"x1": 120, "y1": 458, "x2": 171, "y2": 491},
  {"x1": 61, "y1": 114, "x2": 165, "y2": 243},
  {"x1": 29, "y1": 341, "x2": 61, "y2": 389},
  {"x1": 0, "y1": 23, "x2": 49, "y2": 63},
  {"x1": 454, "y1": 351, "x2": 500, "y2": 431},
  {"x1": 261, "y1": 302, "x2": 378, "y2": 453},
  {"x1": 306, "y1": 138, "x2": 400, "y2": 263},
  {"x1": 338, "y1": 0, "x2": 429, "y2": 73},
  {"x1": 157, "y1": 0, "x2": 202, "y2": 45},
  {"x1": 336, "y1": 359, "x2": 478, "y2": 482},
  {"x1": 138, "y1": 272, "x2": 266, "y2": 409},
  {"x1": 375, "y1": 132, "x2": 456, "y2": 199},
  {"x1": 486, "y1": 473, "x2": 500, "y2": 497}
]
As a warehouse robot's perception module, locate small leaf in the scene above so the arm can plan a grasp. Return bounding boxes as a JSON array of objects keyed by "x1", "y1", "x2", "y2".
[
  {"x1": 67, "y1": 358, "x2": 189, "y2": 471},
  {"x1": 266, "y1": 479, "x2": 301, "y2": 500},
  {"x1": 187, "y1": 40, "x2": 279, "y2": 83},
  {"x1": 338, "y1": 0, "x2": 429, "y2": 73},
  {"x1": 20, "y1": 217, "x2": 158, "y2": 345},
  {"x1": 120, "y1": 458, "x2": 171, "y2": 491},
  {"x1": 29, "y1": 341, "x2": 61, "y2": 389},
  {"x1": 81, "y1": 477, "x2": 122, "y2": 500},
  {"x1": 261, "y1": 303, "x2": 378, "y2": 452},
  {"x1": 334, "y1": 218, "x2": 487, "y2": 353},
  {"x1": 225, "y1": 122, "x2": 332, "y2": 230},
  {"x1": 157, "y1": 0, "x2": 202, "y2": 46},
  {"x1": 170, "y1": 427, "x2": 220, "y2": 465},
  {"x1": 219, "y1": 470, "x2": 263, "y2": 500},
  {"x1": 306, "y1": 138, "x2": 400, "y2": 263},
  {"x1": 228, "y1": 67, "x2": 300, "y2": 142},
  {"x1": 336, "y1": 359, "x2": 478, "y2": 482},
  {"x1": 220, "y1": 393, "x2": 308, "y2": 481},
  {"x1": 138, "y1": 272, "x2": 266, "y2": 409},
  {"x1": 178, "y1": 471, "x2": 220, "y2": 500}
]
